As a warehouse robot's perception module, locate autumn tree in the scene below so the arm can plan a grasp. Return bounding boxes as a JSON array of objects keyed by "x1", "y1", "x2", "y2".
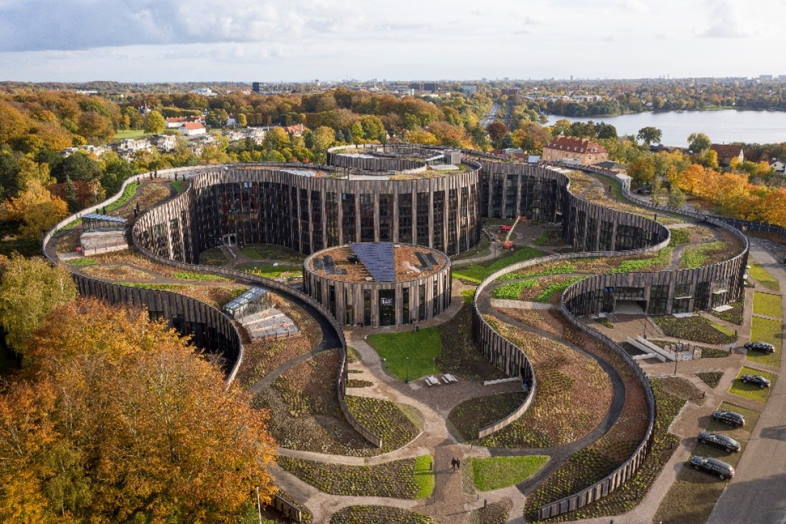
[
  {"x1": 0, "y1": 255, "x2": 77, "y2": 354},
  {"x1": 486, "y1": 122, "x2": 508, "y2": 145},
  {"x1": 627, "y1": 156, "x2": 656, "y2": 186},
  {"x1": 0, "y1": 180, "x2": 69, "y2": 240},
  {"x1": 637, "y1": 126, "x2": 662, "y2": 146},
  {"x1": 0, "y1": 299, "x2": 277, "y2": 522},
  {"x1": 143, "y1": 110, "x2": 166, "y2": 134}
]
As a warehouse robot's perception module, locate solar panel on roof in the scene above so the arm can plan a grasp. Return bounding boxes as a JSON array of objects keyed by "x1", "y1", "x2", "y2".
[
  {"x1": 425, "y1": 253, "x2": 437, "y2": 266},
  {"x1": 415, "y1": 251, "x2": 430, "y2": 269},
  {"x1": 350, "y1": 242, "x2": 395, "y2": 282}
]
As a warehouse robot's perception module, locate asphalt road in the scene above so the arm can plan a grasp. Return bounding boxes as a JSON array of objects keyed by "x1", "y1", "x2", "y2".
[{"x1": 708, "y1": 242, "x2": 786, "y2": 524}]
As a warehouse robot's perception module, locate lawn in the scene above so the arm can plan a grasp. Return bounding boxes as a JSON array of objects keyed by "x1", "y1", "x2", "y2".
[
  {"x1": 240, "y1": 243, "x2": 304, "y2": 262},
  {"x1": 679, "y1": 241, "x2": 725, "y2": 269},
  {"x1": 240, "y1": 262, "x2": 302, "y2": 279},
  {"x1": 668, "y1": 228, "x2": 690, "y2": 247},
  {"x1": 470, "y1": 456, "x2": 549, "y2": 491},
  {"x1": 172, "y1": 271, "x2": 227, "y2": 281},
  {"x1": 747, "y1": 316, "x2": 782, "y2": 367},
  {"x1": 460, "y1": 288, "x2": 475, "y2": 304},
  {"x1": 749, "y1": 262, "x2": 780, "y2": 291},
  {"x1": 105, "y1": 182, "x2": 140, "y2": 213},
  {"x1": 114, "y1": 129, "x2": 148, "y2": 140},
  {"x1": 452, "y1": 246, "x2": 545, "y2": 284},
  {"x1": 654, "y1": 401, "x2": 760, "y2": 524},
  {"x1": 753, "y1": 292, "x2": 782, "y2": 318},
  {"x1": 170, "y1": 179, "x2": 188, "y2": 194},
  {"x1": 278, "y1": 455, "x2": 435, "y2": 499},
  {"x1": 653, "y1": 315, "x2": 736, "y2": 345},
  {"x1": 67, "y1": 257, "x2": 97, "y2": 266},
  {"x1": 367, "y1": 328, "x2": 442, "y2": 381},
  {"x1": 198, "y1": 247, "x2": 227, "y2": 266},
  {"x1": 729, "y1": 366, "x2": 777, "y2": 402}
]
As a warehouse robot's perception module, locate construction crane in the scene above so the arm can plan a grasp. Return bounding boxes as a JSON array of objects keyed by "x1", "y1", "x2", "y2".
[{"x1": 501, "y1": 216, "x2": 526, "y2": 250}]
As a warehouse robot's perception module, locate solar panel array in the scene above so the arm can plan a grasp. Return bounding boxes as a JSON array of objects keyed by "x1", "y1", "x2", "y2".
[
  {"x1": 415, "y1": 251, "x2": 438, "y2": 270},
  {"x1": 350, "y1": 242, "x2": 395, "y2": 282}
]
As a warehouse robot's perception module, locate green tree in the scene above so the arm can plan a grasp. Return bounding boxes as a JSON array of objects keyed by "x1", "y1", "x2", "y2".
[
  {"x1": 237, "y1": 113, "x2": 247, "y2": 127},
  {"x1": 0, "y1": 255, "x2": 77, "y2": 354},
  {"x1": 687, "y1": 132, "x2": 711, "y2": 154},
  {"x1": 668, "y1": 185, "x2": 686, "y2": 208},
  {"x1": 143, "y1": 110, "x2": 166, "y2": 134},
  {"x1": 637, "y1": 126, "x2": 662, "y2": 146}
]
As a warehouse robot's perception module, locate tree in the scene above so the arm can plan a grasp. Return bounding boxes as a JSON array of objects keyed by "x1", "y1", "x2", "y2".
[
  {"x1": 637, "y1": 126, "x2": 662, "y2": 146},
  {"x1": 687, "y1": 132, "x2": 711, "y2": 154},
  {"x1": 627, "y1": 156, "x2": 656, "y2": 186},
  {"x1": 486, "y1": 122, "x2": 508, "y2": 145},
  {"x1": 0, "y1": 100, "x2": 29, "y2": 144},
  {"x1": 404, "y1": 129, "x2": 438, "y2": 145},
  {"x1": 143, "y1": 110, "x2": 166, "y2": 134},
  {"x1": 77, "y1": 111, "x2": 113, "y2": 143},
  {"x1": 0, "y1": 255, "x2": 77, "y2": 354},
  {"x1": 0, "y1": 299, "x2": 277, "y2": 522},
  {"x1": 0, "y1": 180, "x2": 69, "y2": 240},
  {"x1": 237, "y1": 113, "x2": 248, "y2": 127},
  {"x1": 53, "y1": 152, "x2": 103, "y2": 182},
  {"x1": 311, "y1": 126, "x2": 335, "y2": 153},
  {"x1": 595, "y1": 122, "x2": 617, "y2": 139},
  {"x1": 668, "y1": 185, "x2": 686, "y2": 209}
]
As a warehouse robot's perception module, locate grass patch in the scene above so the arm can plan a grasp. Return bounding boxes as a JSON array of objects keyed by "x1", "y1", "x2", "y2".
[
  {"x1": 669, "y1": 228, "x2": 690, "y2": 247},
  {"x1": 414, "y1": 456, "x2": 435, "y2": 498},
  {"x1": 172, "y1": 271, "x2": 227, "y2": 281},
  {"x1": 240, "y1": 263, "x2": 302, "y2": 279},
  {"x1": 728, "y1": 366, "x2": 777, "y2": 402},
  {"x1": 534, "y1": 276, "x2": 583, "y2": 302},
  {"x1": 679, "y1": 241, "x2": 725, "y2": 269},
  {"x1": 654, "y1": 401, "x2": 760, "y2": 524},
  {"x1": 533, "y1": 228, "x2": 564, "y2": 246},
  {"x1": 491, "y1": 278, "x2": 538, "y2": 299},
  {"x1": 114, "y1": 129, "x2": 148, "y2": 140},
  {"x1": 696, "y1": 371, "x2": 723, "y2": 388},
  {"x1": 749, "y1": 262, "x2": 780, "y2": 291},
  {"x1": 367, "y1": 328, "x2": 441, "y2": 381},
  {"x1": 470, "y1": 456, "x2": 549, "y2": 491},
  {"x1": 453, "y1": 246, "x2": 546, "y2": 284},
  {"x1": 170, "y1": 179, "x2": 188, "y2": 194},
  {"x1": 240, "y1": 243, "x2": 304, "y2": 263},
  {"x1": 105, "y1": 182, "x2": 139, "y2": 213},
  {"x1": 67, "y1": 257, "x2": 97, "y2": 266},
  {"x1": 198, "y1": 247, "x2": 227, "y2": 266},
  {"x1": 753, "y1": 292, "x2": 782, "y2": 318},
  {"x1": 497, "y1": 262, "x2": 578, "y2": 281},
  {"x1": 345, "y1": 396, "x2": 420, "y2": 451},
  {"x1": 461, "y1": 288, "x2": 476, "y2": 304},
  {"x1": 118, "y1": 282, "x2": 186, "y2": 291},
  {"x1": 330, "y1": 506, "x2": 434, "y2": 524},
  {"x1": 278, "y1": 456, "x2": 434, "y2": 499},
  {"x1": 747, "y1": 316, "x2": 782, "y2": 367},
  {"x1": 610, "y1": 247, "x2": 672, "y2": 273},
  {"x1": 652, "y1": 315, "x2": 736, "y2": 344}
]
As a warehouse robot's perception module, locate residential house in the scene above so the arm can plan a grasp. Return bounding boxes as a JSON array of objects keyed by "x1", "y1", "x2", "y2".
[
  {"x1": 180, "y1": 122, "x2": 207, "y2": 136},
  {"x1": 710, "y1": 144, "x2": 744, "y2": 166},
  {"x1": 542, "y1": 136, "x2": 609, "y2": 165},
  {"x1": 285, "y1": 123, "x2": 307, "y2": 137}
]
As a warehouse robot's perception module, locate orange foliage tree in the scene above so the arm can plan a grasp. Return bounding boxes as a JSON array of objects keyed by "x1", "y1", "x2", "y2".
[{"x1": 0, "y1": 299, "x2": 276, "y2": 522}]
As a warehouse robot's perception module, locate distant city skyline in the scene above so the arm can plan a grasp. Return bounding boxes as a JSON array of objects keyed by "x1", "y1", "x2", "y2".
[{"x1": 1, "y1": 0, "x2": 785, "y2": 83}]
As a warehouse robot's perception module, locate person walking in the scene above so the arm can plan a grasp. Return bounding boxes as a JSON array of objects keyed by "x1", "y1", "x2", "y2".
[
  {"x1": 456, "y1": 458, "x2": 461, "y2": 470},
  {"x1": 450, "y1": 457, "x2": 457, "y2": 472}
]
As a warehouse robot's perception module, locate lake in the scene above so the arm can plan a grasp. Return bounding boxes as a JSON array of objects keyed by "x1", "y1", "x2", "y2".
[{"x1": 545, "y1": 110, "x2": 786, "y2": 146}]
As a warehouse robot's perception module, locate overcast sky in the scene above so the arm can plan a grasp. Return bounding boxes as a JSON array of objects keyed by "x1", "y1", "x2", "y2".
[{"x1": 1, "y1": 0, "x2": 784, "y2": 82}]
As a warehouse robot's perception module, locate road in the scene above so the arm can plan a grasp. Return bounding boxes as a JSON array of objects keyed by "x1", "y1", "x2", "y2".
[
  {"x1": 480, "y1": 102, "x2": 500, "y2": 128},
  {"x1": 707, "y1": 240, "x2": 786, "y2": 524}
]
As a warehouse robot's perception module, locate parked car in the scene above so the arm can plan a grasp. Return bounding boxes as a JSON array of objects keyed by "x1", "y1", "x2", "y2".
[
  {"x1": 688, "y1": 456, "x2": 735, "y2": 480},
  {"x1": 740, "y1": 374, "x2": 771, "y2": 388},
  {"x1": 698, "y1": 431, "x2": 741, "y2": 452},
  {"x1": 745, "y1": 341, "x2": 775, "y2": 353},
  {"x1": 711, "y1": 410, "x2": 745, "y2": 428}
]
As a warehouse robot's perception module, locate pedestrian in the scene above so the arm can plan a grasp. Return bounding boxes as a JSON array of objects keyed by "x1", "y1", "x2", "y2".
[
  {"x1": 450, "y1": 458, "x2": 457, "y2": 472},
  {"x1": 456, "y1": 458, "x2": 461, "y2": 470}
]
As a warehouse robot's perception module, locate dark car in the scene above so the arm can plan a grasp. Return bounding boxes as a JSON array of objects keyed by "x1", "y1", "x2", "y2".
[
  {"x1": 745, "y1": 341, "x2": 775, "y2": 354},
  {"x1": 688, "y1": 456, "x2": 735, "y2": 480},
  {"x1": 740, "y1": 374, "x2": 771, "y2": 388},
  {"x1": 698, "y1": 431, "x2": 741, "y2": 452},
  {"x1": 712, "y1": 410, "x2": 745, "y2": 428}
]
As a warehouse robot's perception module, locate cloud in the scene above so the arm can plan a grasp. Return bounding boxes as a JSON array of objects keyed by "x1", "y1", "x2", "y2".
[{"x1": 698, "y1": 0, "x2": 750, "y2": 38}]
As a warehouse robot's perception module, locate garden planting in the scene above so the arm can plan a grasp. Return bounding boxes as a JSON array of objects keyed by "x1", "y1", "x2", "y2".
[
  {"x1": 330, "y1": 506, "x2": 434, "y2": 524},
  {"x1": 653, "y1": 315, "x2": 736, "y2": 344}
]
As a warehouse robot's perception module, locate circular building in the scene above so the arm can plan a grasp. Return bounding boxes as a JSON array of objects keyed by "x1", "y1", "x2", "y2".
[{"x1": 303, "y1": 242, "x2": 451, "y2": 327}]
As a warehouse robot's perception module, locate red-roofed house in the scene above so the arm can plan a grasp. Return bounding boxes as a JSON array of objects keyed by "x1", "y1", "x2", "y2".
[
  {"x1": 286, "y1": 123, "x2": 307, "y2": 137},
  {"x1": 180, "y1": 122, "x2": 206, "y2": 136},
  {"x1": 542, "y1": 136, "x2": 608, "y2": 165},
  {"x1": 710, "y1": 144, "x2": 744, "y2": 166}
]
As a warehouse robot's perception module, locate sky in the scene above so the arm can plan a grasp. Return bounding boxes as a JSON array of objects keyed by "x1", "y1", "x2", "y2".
[{"x1": 1, "y1": 0, "x2": 785, "y2": 82}]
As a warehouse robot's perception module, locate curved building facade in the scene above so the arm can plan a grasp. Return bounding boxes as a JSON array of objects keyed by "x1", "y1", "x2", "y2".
[{"x1": 303, "y1": 242, "x2": 451, "y2": 327}]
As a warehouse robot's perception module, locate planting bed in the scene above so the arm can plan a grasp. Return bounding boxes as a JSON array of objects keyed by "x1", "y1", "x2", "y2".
[
  {"x1": 709, "y1": 300, "x2": 743, "y2": 325},
  {"x1": 330, "y1": 506, "x2": 434, "y2": 524},
  {"x1": 452, "y1": 247, "x2": 546, "y2": 284},
  {"x1": 472, "y1": 318, "x2": 612, "y2": 448},
  {"x1": 447, "y1": 392, "x2": 527, "y2": 442},
  {"x1": 277, "y1": 455, "x2": 435, "y2": 499},
  {"x1": 653, "y1": 315, "x2": 736, "y2": 344},
  {"x1": 345, "y1": 395, "x2": 421, "y2": 450},
  {"x1": 696, "y1": 371, "x2": 723, "y2": 388},
  {"x1": 469, "y1": 498, "x2": 512, "y2": 524},
  {"x1": 435, "y1": 305, "x2": 508, "y2": 381},
  {"x1": 528, "y1": 379, "x2": 686, "y2": 521}
]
